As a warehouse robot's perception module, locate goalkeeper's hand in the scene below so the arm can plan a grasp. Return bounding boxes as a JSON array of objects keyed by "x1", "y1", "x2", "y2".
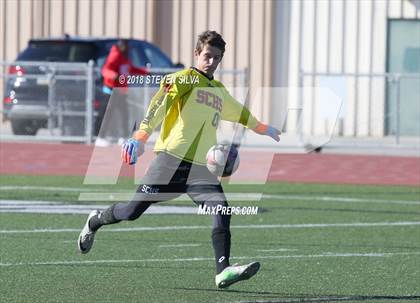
[
  {"x1": 121, "y1": 139, "x2": 145, "y2": 165},
  {"x1": 121, "y1": 130, "x2": 149, "y2": 165},
  {"x1": 265, "y1": 125, "x2": 281, "y2": 142},
  {"x1": 254, "y1": 122, "x2": 281, "y2": 142}
]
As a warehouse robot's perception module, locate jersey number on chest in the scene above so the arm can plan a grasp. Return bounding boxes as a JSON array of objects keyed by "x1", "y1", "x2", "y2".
[{"x1": 196, "y1": 89, "x2": 223, "y2": 128}]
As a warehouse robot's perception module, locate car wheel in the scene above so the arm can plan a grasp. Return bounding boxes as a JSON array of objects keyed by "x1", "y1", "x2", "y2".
[{"x1": 11, "y1": 119, "x2": 39, "y2": 135}]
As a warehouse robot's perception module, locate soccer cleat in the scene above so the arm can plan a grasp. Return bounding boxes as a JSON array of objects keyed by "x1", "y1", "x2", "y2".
[
  {"x1": 78, "y1": 210, "x2": 100, "y2": 254},
  {"x1": 215, "y1": 261, "x2": 260, "y2": 289}
]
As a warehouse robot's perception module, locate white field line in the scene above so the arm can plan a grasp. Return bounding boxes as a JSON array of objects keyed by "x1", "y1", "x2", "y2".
[
  {"x1": 1, "y1": 252, "x2": 420, "y2": 267},
  {"x1": 158, "y1": 244, "x2": 202, "y2": 248},
  {"x1": 0, "y1": 200, "x2": 197, "y2": 215},
  {"x1": 0, "y1": 186, "x2": 109, "y2": 192},
  {"x1": 1, "y1": 185, "x2": 419, "y2": 205},
  {"x1": 1, "y1": 221, "x2": 420, "y2": 234},
  {"x1": 257, "y1": 248, "x2": 298, "y2": 252},
  {"x1": 0, "y1": 200, "x2": 62, "y2": 205},
  {"x1": 263, "y1": 194, "x2": 420, "y2": 206}
]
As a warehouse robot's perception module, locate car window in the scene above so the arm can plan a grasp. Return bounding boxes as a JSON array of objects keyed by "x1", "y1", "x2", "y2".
[
  {"x1": 17, "y1": 42, "x2": 96, "y2": 62},
  {"x1": 141, "y1": 43, "x2": 172, "y2": 68},
  {"x1": 95, "y1": 40, "x2": 145, "y2": 71},
  {"x1": 129, "y1": 46, "x2": 145, "y2": 67}
]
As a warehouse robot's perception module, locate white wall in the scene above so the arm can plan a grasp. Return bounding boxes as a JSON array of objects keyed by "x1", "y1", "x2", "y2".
[{"x1": 287, "y1": 0, "x2": 420, "y2": 137}]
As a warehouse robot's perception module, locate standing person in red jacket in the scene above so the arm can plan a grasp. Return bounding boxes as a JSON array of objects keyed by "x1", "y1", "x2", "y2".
[{"x1": 96, "y1": 39, "x2": 148, "y2": 146}]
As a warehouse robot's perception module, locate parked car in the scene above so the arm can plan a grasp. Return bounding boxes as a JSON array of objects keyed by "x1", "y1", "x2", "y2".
[{"x1": 3, "y1": 36, "x2": 183, "y2": 136}]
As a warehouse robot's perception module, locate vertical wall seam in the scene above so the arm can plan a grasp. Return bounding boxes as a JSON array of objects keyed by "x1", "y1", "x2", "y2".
[
  {"x1": 17, "y1": 0, "x2": 20, "y2": 51},
  {"x1": 261, "y1": 0, "x2": 267, "y2": 120},
  {"x1": 144, "y1": 0, "x2": 148, "y2": 39},
  {"x1": 219, "y1": 0, "x2": 224, "y2": 71},
  {"x1": 102, "y1": 0, "x2": 106, "y2": 36},
  {"x1": 310, "y1": 0, "x2": 318, "y2": 135},
  {"x1": 261, "y1": 0, "x2": 266, "y2": 87},
  {"x1": 233, "y1": 0, "x2": 238, "y2": 89},
  {"x1": 61, "y1": 0, "x2": 65, "y2": 35},
  {"x1": 3, "y1": 0, "x2": 7, "y2": 60},
  {"x1": 47, "y1": 0, "x2": 50, "y2": 37},
  {"x1": 75, "y1": 0, "x2": 79, "y2": 35},
  {"x1": 354, "y1": 0, "x2": 360, "y2": 137},
  {"x1": 297, "y1": 0, "x2": 304, "y2": 135},
  {"x1": 384, "y1": 0, "x2": 390, "y2": 135},
  {"x1": 327, "y1": 0, "x2": 331, "y2": 73},
  {"x1": 368, "y1": 0, "x2": 375, "y2": 136},
  {"x1": 41, "y1": 0, "x2": 44, "y2": 36},
  {"x1": 30, "y1": 0, "x2": 34, "y2": 38},
  {"x1": 400, "y1": 0, "x2": 403, "y2": 18},
  {"x1": 130, "y1": 0, "x2": 134, "y2": 38},
  {"x1": 177, "y1": 0, "x2": 181, "y2": 63},
  {"x1": 76, "y1": 0, "x2": 79, "y2": 35},
  {"x1": 205, "y1": 0, "x2": 209, "y2": 30},
  {"x1": 298, "y1": 0, "x2": 303, "y2": 74},
  {"x1": 191, "y1": 0, "x2": 196, "y2": 66},
  {"x1": 247, "y1": 0, "x2": 251, "y2": 90},
  {"x1": 116, "y1": 0, "x2": 120, "y2": 37},
  {"x1": 88, "y1": 0, "x2": 92, "y2": 36},
  {"x1": 341, "y1": 0, "x2": 346, "y2": 73}
]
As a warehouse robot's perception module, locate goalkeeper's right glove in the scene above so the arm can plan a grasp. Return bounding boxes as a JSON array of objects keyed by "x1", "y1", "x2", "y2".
[{"x1": 121, "y1": 131, "x2": 149, "y2": 165}]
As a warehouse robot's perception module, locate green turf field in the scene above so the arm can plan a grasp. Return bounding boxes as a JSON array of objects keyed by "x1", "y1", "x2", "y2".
[{"x1": 0, "y1": 175, "x2": 419, "y2": 303}]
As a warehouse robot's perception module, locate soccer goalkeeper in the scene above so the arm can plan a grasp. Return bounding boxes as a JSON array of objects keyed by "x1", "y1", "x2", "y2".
[{"x1": 78, "y1": 30, "x2": 280, "y2": 288}]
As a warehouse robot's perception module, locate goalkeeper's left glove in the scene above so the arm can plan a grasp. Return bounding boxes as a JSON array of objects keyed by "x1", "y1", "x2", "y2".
[{"x1": 254, "y1": 122, "x2": 281, "y2": 142}]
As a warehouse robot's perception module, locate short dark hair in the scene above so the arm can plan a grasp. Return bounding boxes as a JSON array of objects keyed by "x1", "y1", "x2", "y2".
[{"x1": 195, "y1": 31, "x2": 226, "y2": 55}]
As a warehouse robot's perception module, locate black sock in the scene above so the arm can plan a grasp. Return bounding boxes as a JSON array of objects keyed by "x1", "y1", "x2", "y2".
[
  {"x1": 212, "y1": 227, "x2": 231, "y2": 274},
  {"x1": 89, "y1": 204, "x2": 121, "y2": 232}
]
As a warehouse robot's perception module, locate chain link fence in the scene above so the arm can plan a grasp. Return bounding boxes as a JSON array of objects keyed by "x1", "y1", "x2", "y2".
[{"x1": 1, "y1": 60, "x2": 96, "y2": 143}]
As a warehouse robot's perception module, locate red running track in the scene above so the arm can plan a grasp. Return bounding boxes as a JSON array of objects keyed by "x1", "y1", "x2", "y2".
[{"x1": 0, "y1": 142, "x2": 419, "y2": 186}]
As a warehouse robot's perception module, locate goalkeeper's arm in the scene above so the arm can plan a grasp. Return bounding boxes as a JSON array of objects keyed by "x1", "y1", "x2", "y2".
[
  {"x1": 135, "y1": 83, "x2": 177, "y2": 141},
  {"x1": 121, "y1": 82, "x2": 177, "y2": 165}
]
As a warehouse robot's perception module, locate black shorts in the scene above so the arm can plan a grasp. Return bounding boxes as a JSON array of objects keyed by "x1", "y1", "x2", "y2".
[{"x1": 133, "y1": 152, "x2": 226, "y2": 205}]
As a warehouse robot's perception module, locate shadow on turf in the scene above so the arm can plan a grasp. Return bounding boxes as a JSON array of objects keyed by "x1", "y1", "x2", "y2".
[
  {"x1": 171, "y1": 288, "x2": 420, "y2": 303},
  {"x1": 169, "y1": 287, "x2": 286, "y2": 297}
]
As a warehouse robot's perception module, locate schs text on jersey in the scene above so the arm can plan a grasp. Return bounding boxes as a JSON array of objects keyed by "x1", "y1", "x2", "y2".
[{"x1": 195, "y1": 90, "x2": 223, "y2": 113}]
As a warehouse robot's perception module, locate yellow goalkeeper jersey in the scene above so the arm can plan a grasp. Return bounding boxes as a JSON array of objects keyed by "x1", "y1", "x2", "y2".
[{"x1": 139, "y1": 67, "x2": 259, "y2": 165}]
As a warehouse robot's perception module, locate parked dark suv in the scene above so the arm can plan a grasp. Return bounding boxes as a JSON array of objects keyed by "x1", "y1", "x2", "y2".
[{"x1": 3, "y1": 36, "x2": 183, "y2": 136}]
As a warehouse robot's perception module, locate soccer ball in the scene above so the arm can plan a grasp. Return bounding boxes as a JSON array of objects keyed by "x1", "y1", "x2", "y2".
[{"x1": 206, "y1": 144, "x2": 240, "y2": 177}]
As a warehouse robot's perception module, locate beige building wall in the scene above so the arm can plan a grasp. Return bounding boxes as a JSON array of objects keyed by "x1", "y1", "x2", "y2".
[
  {"x1": 1, "y1": 0, "x2": 278, "y2": 124},
  {"x1": 3, "y1": 0, "x2": 419, "y2": 138},
  {"x1": 165, "y1": 0, "x2": 276, "y2": 122},
  {"x1": 0, "y1": 0, "x2": 158, "y2": 62}
]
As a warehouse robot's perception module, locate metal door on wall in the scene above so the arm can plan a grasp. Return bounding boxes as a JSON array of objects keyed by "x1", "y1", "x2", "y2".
[{"x1": 386, "y1": 20, "x2": 420, "y2": 137}]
